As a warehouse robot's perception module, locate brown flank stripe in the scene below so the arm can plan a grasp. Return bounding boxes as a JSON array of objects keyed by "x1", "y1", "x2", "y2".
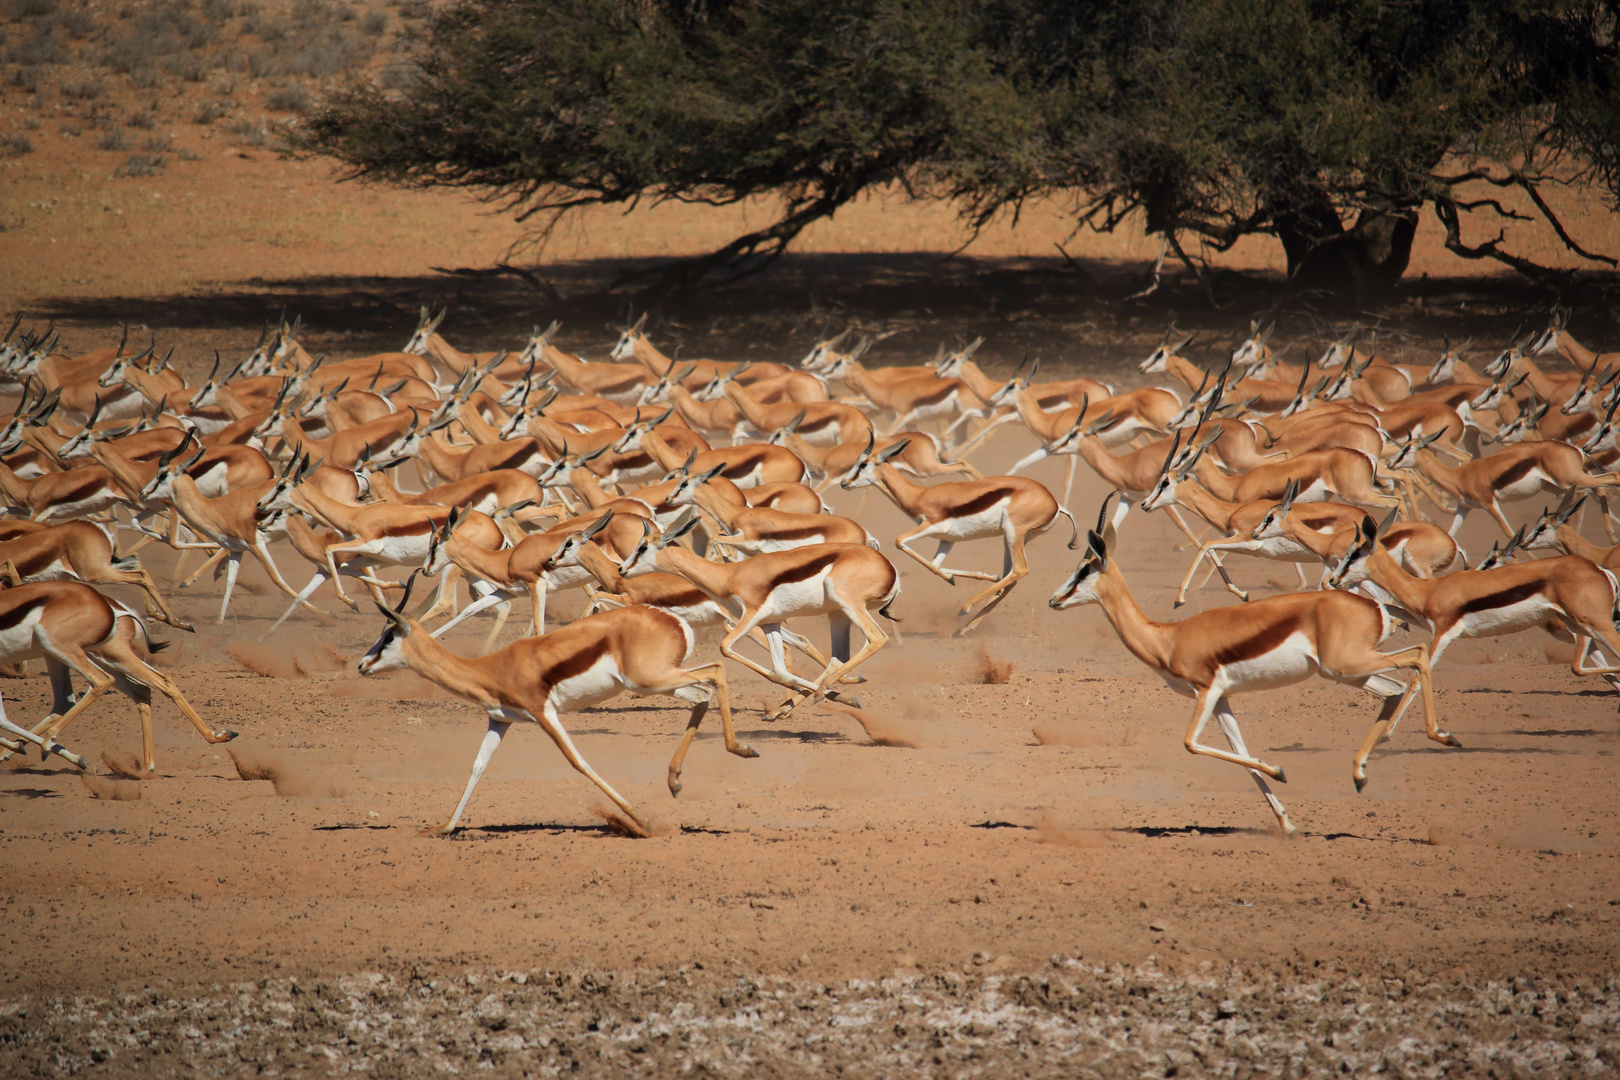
[
  {"x1": 952, "y1": 488, "x2": 1018, "y2": 518},
  {"x1": 0, "y1": 596, "x2": 49, "y2": 632},
  {"x1": 1491, "y1": 456, "x2": 1541, "y2": 489},
  {"x1": 772, "y1": 551, "x2": 844, "y2": 586},
  {"x1": 1211, "y1": 614, "x2": 1304, "y2": 670},
  {"x1": 1457, "y1": 579, "x2": 1546, "y2": 616},
  {"x1": 543, "y1": 637, "x2": 614, "y2": 687}
]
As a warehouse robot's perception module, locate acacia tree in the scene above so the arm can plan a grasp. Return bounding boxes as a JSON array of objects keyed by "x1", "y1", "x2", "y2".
[{"x1": 300, "y1": 0, "x2": 1620, "y2": 300}]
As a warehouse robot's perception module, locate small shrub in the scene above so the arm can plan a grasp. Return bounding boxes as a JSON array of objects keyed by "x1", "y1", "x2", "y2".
[
  {"x1": 127, "y1": 109, "x2": 157, "y2": 130},
  {"x1": 361, "y1": 10, "x2": 387, "y2": 35},
  {"x1": 118, "y1": 152, "x2": 165, "y2": 176},
  {"x1": 59, "y1": 119, "x2": 80, "y2": 136},
  {"x1": 97, "y1": 127, "x2": 127, "y2": 151},
  {"x1": 174, "y1": 146, "x2": 202, "y2": 162},
  {"x1": 245, "y1": 50, "x2": 276, "y2": 78},
  {"x1": 3, "y1": 24, "x2": 67, "y2": 65},
  {"x1": 281, "y1": 33, "x2": 357, "y2": 78},
  {"x1": 201, "y1": 0, "x2": 239, "y2": 19},
  {"x1": 265, "y1": 83, "x2": 310, "y2": 112},
  {"x1": 0, "y1": 132, "x2": 35, "y2": 157},
  {"x1": 37, "y1": 7, "x2": 93, "y2": 39},
  {"x1": 52, "y1": 8, "x2": 94, "y2": 39},
  {"x1": 193, "y1": 100, "x2": 227, "y2": 124},
  {"x1": 100, "y1": 37, "x2": 146, "y2": 75},
  {"x1": 60, "y1": 77, "x2": 105, "y2": 100},
  {"x1": 22, "y1": 115, "x2": 39, "y2": 130},
  {"x1": 130, "y1": 67, "x2": 163, "y2": 90},
  {"x1": 164, "y1": 54, "x2": 208, "y2": 82},
  {"x1": 140, "y1": 133, "x2": 172, "y2": 153},
  {"x1": 229, "y1": 118, "x2": 267, "y2": 146},
  {"x1": 291, "y1": 0, "x2": 328, "y2": 28},
  {"x1": 4, "y1": 0, "x2": 57, "y2": 18},
  {"x1": 5, "y1": 65, "x2": 43, "y2": 91},
  {"x1": 376, "y1": 62, "x2": 419, "y2": 93}
]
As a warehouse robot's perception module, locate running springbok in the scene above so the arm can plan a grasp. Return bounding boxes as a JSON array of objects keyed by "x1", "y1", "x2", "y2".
[
  {"x1": 1388, "y1": 430, "x2": 1620, "y2": 539},
  {"x1": 840, "y1": 435, "x2": 1078, "y2": 636},
  {"x1": 0, "y1": 581, "x2": 232, "y2": 778},
  {"x1": 358, "y1": 577, "x2": 755, "y2": 836},
  {"x1": 1049, "y1": 493, "x2": 1442, "y2": 832},
  {"x1": 1327, "y1": 511, "x2": 1620, "y2": 711},
  {"x1": 617, "y1": 513, "x2": 900, "y2": 719}
]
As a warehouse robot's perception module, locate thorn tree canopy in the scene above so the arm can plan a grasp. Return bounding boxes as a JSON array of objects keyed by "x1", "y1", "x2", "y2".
[{"x1": 299, "y1": 0, "x2": 1620, "y2": 300}]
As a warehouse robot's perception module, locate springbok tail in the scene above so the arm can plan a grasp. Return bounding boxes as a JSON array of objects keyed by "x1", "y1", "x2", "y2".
[{"x1": 1056, "y1": 505, "x2": 1081, "y2": 549}]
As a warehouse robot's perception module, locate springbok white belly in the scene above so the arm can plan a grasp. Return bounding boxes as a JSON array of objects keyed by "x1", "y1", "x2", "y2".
[
  {"x1": 929, "y1": 502, "x2": 1010, "y2": 542},
  {"x1": 1217, "y1": 632, "x2": 1318, "y2": 693},
  {"x1": 549, "y1": 652, "x2": 627, "y2": 713}
]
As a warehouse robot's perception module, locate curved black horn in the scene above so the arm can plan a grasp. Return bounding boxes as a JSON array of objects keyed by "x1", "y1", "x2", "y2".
[{"x1": 1095, "y1": 491, "x2": 1118, "y2": 535}]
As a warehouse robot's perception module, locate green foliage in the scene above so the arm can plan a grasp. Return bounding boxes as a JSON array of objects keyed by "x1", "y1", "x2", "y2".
[{"x1": 300, "y1": 0, "x2": 1620, "y2": 293}]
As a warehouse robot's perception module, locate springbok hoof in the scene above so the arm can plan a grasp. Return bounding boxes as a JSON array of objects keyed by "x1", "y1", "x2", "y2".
[
  {"x1": 733, "y1": 744, "x2": 759, "y2": 760},
  {"x1": 1273, "y1": 767, "x2": 1288, "y2": 784},
  {"x1": 1173, "y1": 599, "x2": 1186, "y2": 609},
  {"x1": 217, "y1": 729, "x2": 239, "y2": 743},
  {"x1": 1354, "y1": 774, "x2": 1368, "y2": 793},
  {"x1": 419, "y1": 825, "x2": 453, "y2": 838},
  {"x1": 667, "y1": 773, "x2": 683, "y2": 797},
  {"x1": 1443, "y1": 734, "x2": 1462, "y2": 748}
]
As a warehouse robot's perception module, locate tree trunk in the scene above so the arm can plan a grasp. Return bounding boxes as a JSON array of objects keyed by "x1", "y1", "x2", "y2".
[{"x1": 1283, "y1": 208, "x2": 1417, "y2": 300}]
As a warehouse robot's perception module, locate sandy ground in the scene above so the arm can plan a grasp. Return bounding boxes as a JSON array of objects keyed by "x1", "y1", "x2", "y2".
[{"x1": 0, "y1": 400, "x2": 1616, "y2": 1076}]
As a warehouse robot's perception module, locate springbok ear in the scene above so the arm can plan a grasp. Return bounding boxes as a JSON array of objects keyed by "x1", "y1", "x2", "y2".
[
  {"x1": 631, "y1": 313, "x2": 648, "y2": 333},
  {"x1": 374, "y1": 598, "x2": 411, "y2": 631},
  {"x1": 678, "y1": 448, "x2": 698, "y2": 476},
  {"x1": 663, "y1": 508, "x2": 700, "y2": 543},
  {"x1": 1375, "y1": 505, "x2": 1400, "y2": 538},
  {"x1": 701, "y1": 462, "x2": 728, "y2": 483},
  {"x1": 1278, "y1": 477, "x2": 1300, "y2": 512},
  {"x1": 579, "y1": 444, "x2": 610, "y2": 464},
  {"x1": 1082, "y1": 409, "x2": 1118, "y2": 438},
  {"x1": 784, "y1": 408, "x2": 807, "y2": 434},
  {"x1": 582, "y1": 509, "x2": 614, "y2": 539},
  {"x1": 876, "y1": 438, "x2": 910, "y2": 464},
  {"x1": 1558, "y1": 493, "x2": 1589, "y2": 524}
]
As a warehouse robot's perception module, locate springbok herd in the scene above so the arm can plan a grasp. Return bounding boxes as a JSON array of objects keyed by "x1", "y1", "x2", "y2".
[{"x1": 0, "y1": 307, "x2": 1618, "y2": 836}]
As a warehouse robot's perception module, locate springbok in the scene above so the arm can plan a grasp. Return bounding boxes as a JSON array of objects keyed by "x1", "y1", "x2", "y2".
[
  {"x1": 617, "y1": 514, "x2": 899, "y2": 719},
  {"x1": 841, "y1": 435, "x2": 1078, "y2": 636},
  {"x1": 358, "y1": 577, "x2": 755, "y2": 836},
  {"x1": 1050, "y1": 493, "x2": 1442, "y2": 832}
]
